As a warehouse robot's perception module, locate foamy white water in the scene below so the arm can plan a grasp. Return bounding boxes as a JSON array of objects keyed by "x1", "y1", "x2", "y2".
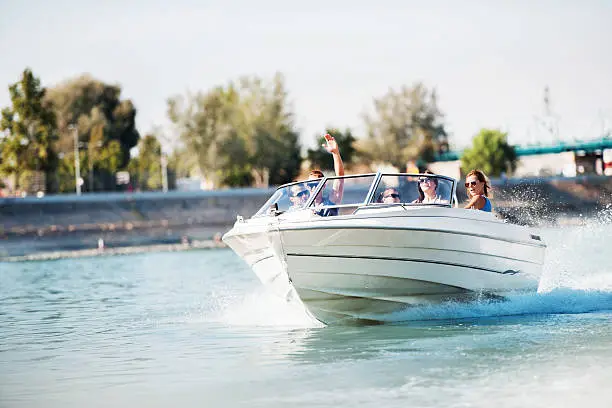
[{"x1": 1, "y1": 215, "x2": 611, "y2": 408}]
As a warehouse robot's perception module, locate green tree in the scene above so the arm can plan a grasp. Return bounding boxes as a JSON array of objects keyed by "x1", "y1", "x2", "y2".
[
  {"x1": 306, "y1": 127, "x2": 357, "y2": 171},
  {"x1": 168, "y1": 86, "x2": 238, "y2": 187},
  {"x1": 360, "y1": 83, "x2": 448, "y2": 170},
  {"x1": 55, "y1": 153, "x2": 78, "y2": 193},
  {"x1": 233, "y1": 73, "x2": 301, "y2": 186},
  {"x1": 0, "y1": 68, "x2": 59, "y2": 193},
  {"x1": 460, "y1": 128, "x2": 518, "y2": 177},
  {"x1": 168, "y1": 146, "x2": 196, "y2": 179},
  {"x1": 45, "y1": 74, "x2": 140, "y2": 190},
  {"x1": 84, "y1": 123, "x2": 105, "y2": 192},
  {"x1": 128, "y1": 134, "x2": 163, "y2": 191},
  {"x1": 167, "y1": 73, "x2": 301, "y2": 188}
]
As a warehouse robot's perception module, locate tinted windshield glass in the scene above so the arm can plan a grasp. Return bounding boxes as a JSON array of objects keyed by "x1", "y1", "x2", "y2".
[
  {"x1": 371, "y1": 174, "x2": 453, "y2": 205},
  {"x1": 308, "y1": 174, "x2": 377, "y2": 208},
  {"x1": 253, "y1": 179, "x2": 322, "y2": 217}
]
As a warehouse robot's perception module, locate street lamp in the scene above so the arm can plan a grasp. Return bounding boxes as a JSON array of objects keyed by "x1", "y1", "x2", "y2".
[{"x1": 68, "y1": 124, "x2": 81, "y2": 195}]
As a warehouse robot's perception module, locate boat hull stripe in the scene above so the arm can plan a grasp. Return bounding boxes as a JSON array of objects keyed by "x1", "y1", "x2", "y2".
[
  {"x1": 280, "y1": 225, "x2": 546, "y2": 248},
  {"x1": 287, "y1": 253, "x2": 523, "y2": 276}
]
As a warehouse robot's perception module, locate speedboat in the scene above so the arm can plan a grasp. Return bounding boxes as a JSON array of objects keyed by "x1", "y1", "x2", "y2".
[{"x1": 222, "y1": 172, "x2": 547, "y2": 324}]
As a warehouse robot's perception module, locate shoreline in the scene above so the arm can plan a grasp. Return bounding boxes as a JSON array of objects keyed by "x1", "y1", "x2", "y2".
[{"x1": 0, "y1": 239, "x2": 227, "y2": 263}]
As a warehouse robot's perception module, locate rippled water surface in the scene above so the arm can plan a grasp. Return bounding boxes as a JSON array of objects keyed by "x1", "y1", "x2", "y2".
[{"x1": 1, "y1": 220, "x2": 611, "y2": 408}]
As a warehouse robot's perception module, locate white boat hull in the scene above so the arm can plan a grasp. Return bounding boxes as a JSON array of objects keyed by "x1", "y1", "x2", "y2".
[{"x1": 223, "y1": 207, "x2": 546, "y2": 324}]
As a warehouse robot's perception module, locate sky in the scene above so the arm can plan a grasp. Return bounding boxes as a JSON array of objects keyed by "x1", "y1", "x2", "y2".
[{"x1": 1, "y1": 0, "x2": 611, "y2": 152}]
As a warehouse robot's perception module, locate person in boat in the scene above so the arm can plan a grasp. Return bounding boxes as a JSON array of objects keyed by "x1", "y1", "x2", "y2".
[
  {"x1": 463, "y1": 169, "x2": 492, "y2": 212},
  {"x1": 307, "y1": 134, "x2": 345, "y2": 216},
  {"x1": 288, "y1": 183, "x2": 311, "y2": 209},
  {"x1": 378, "y1": 187, "x2": 401, "y2": 204},
  {"x1": 412, "y1": 170, "x2": 449, "y2": 204}
]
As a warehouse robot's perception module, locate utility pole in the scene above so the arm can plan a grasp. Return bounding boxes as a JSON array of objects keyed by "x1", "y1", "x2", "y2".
[{"x1": 69, "y1": 124, "x2": 81, "y2": 195}]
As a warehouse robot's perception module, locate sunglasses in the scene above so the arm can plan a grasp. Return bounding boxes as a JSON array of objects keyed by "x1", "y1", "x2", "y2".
[
  {"x1": 384, "y1": 193, "x2": 399, "y2": 199},
  {"x1": 465, "y1": 180, "x2": 480, "y2": 188},
  {"x1": 293, "y1": 190, "x2": 309, "y2": 198},
  {"x1": 306, "y1": 181, "x2": 320, "y2": 190},
  {"x1": 418, "y1": 178, "x2": 433, "y2": 184}
]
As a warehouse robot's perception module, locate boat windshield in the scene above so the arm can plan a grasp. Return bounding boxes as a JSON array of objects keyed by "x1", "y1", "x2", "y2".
[
  {"x1": 253, "y1": 179, "x2": 323, "y2": 217},
  {"x1": 307, "y1": 174, "x2": 378, "y2": 215},
  {"x1": 253, "y1": 172, "x2": 457, "y2": 218},
  {"x1": 370, "y1": 174, "x2": 454, "y2": 206},
  {"x1": 307, "y1": 173, "x2": 456, "y2": 215}
]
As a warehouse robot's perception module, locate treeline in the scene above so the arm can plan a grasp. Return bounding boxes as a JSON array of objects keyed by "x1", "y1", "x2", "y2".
[
  {"x1": 0, "y1": 68, "x2": 515, "y2": 195},
  {"x1": 0, "y1": 69, "x2": 143, "y2": 194}
]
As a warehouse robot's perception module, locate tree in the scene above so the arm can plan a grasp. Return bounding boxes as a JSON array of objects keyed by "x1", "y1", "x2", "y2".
[
  {"x1": 306, "y1": 127, "x2": 357, "y2": 171},
  {"x1": 128, "y1": 134, "x2": 163, "y2": 191},
  {"x1": 233, "y1": 73, "x2": 302, "y2": 186},
  {"x1": 359, "y1": 83, "x2": 448, "y2": 170},
  {"x1": 460, "y1": 128, "x2": 518, "y2": 177},
  {"x1": 167, "y1": 73, "x2": 302, "y2": 188},
  {"x1": 168, "y1": 86, "x2": 241, "y2": 187},
  {"x1": 45, "y1": 74, "x2": 140, "y2": 191},
  {"x1": 0, "y1": 68, "x2": 59, "y2": 193}
]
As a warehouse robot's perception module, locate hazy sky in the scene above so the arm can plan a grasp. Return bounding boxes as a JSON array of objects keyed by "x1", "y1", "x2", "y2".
[{"x1": 1, "y1": 0, "x2": 611, "y2": 151}]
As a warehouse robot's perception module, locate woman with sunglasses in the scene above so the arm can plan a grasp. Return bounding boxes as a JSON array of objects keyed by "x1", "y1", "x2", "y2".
[
  {"x1": 463, "y1": 169, "x2": 492, "y2": 212},
  {"x1": 412, "y1": 170, "x2": 448, "y2": 204}
]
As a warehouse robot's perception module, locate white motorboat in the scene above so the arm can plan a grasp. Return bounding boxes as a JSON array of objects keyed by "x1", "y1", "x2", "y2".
[{"x1": 222, "y1": 172, "x2": 547, "y2": 324}]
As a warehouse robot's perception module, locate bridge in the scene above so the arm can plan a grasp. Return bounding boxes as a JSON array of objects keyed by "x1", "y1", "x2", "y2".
[{"x1": 435, "y1": 135, "x2": 612, "y2": 162}]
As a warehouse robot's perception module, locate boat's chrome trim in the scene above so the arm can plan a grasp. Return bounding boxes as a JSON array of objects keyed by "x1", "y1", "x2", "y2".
[{"x1": 364, "y1": 171, "x2": 383, "y2": 205}]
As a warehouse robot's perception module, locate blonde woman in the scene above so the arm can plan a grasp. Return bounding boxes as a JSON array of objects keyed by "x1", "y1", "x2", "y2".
[{"x1": 464, "y1": 169, "x2": 492, "y2": 212}]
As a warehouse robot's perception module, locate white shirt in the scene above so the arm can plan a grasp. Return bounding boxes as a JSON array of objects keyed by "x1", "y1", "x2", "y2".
[{"x1": 422, "y1": 195, "x2": 446, "y2": 204}]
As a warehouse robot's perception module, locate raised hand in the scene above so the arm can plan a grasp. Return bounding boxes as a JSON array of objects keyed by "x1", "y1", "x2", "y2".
[{"x1": 322, "y1": 134, "x2": 339, "y2": 155}]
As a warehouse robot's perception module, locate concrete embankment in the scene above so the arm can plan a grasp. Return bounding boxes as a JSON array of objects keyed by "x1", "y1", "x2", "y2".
[
  {"x1": 0, "y1": 188, "x2": 270, "y2": 258},
  {"x1": 1, "y1": 175, "x2": 611, "y2": 259}
]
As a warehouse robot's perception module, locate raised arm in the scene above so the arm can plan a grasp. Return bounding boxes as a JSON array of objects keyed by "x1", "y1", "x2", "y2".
[{"x1": 322, "y1": 134, "x2": 345, "y2": 203}]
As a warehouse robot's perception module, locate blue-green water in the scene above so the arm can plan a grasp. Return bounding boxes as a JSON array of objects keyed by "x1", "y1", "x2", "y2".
[{"x1": 1, "y1": 221, "x2": 611, "y2": 408}]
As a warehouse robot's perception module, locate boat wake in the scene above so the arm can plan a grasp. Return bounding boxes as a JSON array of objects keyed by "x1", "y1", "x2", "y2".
[
  {"x1": 211, "y1": 269, "x2": 611, "y2": 328},
  {"x1": 371, "y1": 287, "x2": 612, "y2": 323}
]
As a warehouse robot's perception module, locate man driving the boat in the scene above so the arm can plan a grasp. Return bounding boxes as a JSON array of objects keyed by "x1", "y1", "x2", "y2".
[{"x1": 288, "y1": 183, "x2": 311, "y2": 209}]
